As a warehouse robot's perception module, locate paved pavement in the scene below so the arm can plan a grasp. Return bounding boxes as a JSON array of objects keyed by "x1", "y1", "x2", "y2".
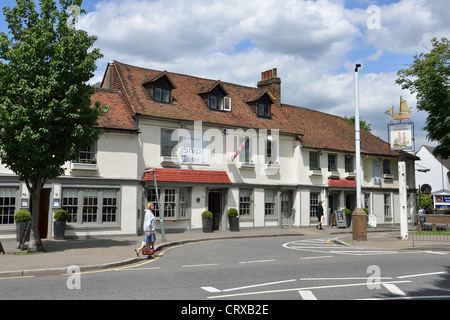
[{"x1": 0, "y1": 225, "x2": 448, "y2": 278}]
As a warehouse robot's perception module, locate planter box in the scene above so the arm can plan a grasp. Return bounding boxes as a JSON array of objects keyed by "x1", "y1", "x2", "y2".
[
  {"x1": 228, "y1": 216, "x2": 240, "y2": 232},
  {"x1": 16, "y1": 222, "x2": 28, "y2": 242},
  {"x1": 54, "y1": 221, "x2": 66, "y2": 240},
  {"x1": 202, "y1": 218, "x2": 213, "y2": 233}
]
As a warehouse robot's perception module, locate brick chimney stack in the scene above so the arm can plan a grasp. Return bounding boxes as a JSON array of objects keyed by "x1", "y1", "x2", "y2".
[{"x1": 257, "y1": 68, "x2": 281, "y2": 104}]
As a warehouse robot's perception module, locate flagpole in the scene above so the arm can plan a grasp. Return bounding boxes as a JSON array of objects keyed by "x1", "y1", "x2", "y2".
[{"x1": 354, "y1": 64, "x2": 362, "y2": 209}]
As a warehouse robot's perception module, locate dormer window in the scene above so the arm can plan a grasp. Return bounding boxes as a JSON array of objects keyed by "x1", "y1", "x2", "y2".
[
  {"x1": 154, "y1": 86, "x2": 171, "y2": 103},
  {"x1": 246, "y1": 91, "x2": 274, "y2": 119},
  {"x1": 143, "y1": 71, "x2": 176, "y2": 104},
  {"x1": 210, "y1": 94, "x2": 231, "y2": 111},
  {"x1": 258, "y1": 102, "x2": 271, "y2": 118},
  {"x1": 200, "y1": 81, "x2": 231, "y2": 112}
]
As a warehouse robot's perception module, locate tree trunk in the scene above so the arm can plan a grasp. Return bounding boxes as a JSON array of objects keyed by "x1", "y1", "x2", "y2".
[{"x1": 27, "y1": 181, "x2": 44, "y2": 252}]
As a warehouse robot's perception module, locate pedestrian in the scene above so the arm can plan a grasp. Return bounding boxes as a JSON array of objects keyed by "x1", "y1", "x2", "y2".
[
  {"x1": 418, "y1": 206, "x2": 425, "y2": 229},
  {"x1": 135, "y1": 202, "x2": 156, "y2": 257},
  {"x1": 316, "y1": 201, "x2": 324, "y2": 230}
]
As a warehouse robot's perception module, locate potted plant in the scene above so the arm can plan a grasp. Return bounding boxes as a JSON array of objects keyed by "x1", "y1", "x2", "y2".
[
  {"x1": 201, "y1": 210, "x2": 213, "y2": 233},
  {"x1": 343, "y1": 208, "x2": 352, "y2": 227},
  {"x1": 14, "y1": 209, "x2": 31, "y2": 242},
  {"x1": 54, "y1": 209, "x2": 69, "y2": 240},
  {"x1": 227, "y1": 208, "x2": 240, "y2": 232}
]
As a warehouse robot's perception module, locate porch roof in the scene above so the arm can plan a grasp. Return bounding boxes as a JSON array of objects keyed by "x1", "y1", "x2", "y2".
[
  {"x1": 328, "y1": 179, "x2": 357, "y2": 188},
  {"x1": 143, "y1": 168, "x2": 232, "y2": 184}
]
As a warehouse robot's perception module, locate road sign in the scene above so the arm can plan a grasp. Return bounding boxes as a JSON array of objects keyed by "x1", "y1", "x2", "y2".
[{"x1": 420, "y1": 184, "x2": 432, "y2": 195}]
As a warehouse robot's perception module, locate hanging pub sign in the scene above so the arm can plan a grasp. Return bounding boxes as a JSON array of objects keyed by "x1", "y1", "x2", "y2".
[{"x1": 388, "y1": 122, "x2": 414, "y2": 151}]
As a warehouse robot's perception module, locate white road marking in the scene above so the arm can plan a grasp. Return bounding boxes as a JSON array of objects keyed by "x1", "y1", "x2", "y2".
[
  {"x1": 383, "y1": 283, "x2": 407, "y2": 296},
  {"x1": 300, "y1": 256, "x2": 333, "y2": 260},
  {"x1": 207, "y1": 280, "x2": 412, "y2": 299},
  {"x1": 425, "y1": 251, "x2": 447, "y2": 255},
  {"x1": 396, "y1": 271, "x2": 447, "y2": 279},
  {"x1": 238, "y1": 259, "x2": 276, "y2": 264},
  {"x1": 299, "y1": 290, "x2": 317, "y2": 300},
  {"x1": 201, "y1": 286, "x2": 221, "y2": 293},
  {"x1": 182, "y1": 263, "x2": 219, "y2": 268}
]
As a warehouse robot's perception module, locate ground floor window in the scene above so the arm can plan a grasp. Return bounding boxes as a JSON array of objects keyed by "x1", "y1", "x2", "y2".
[
  {"x1": 147, "y1": 187, "x2": 190, "y2": 220},
  {"x1": 265, "y1": 189, "x2": 276, "y2": 217},
  {"x1": 62, "y1": 188, "x2": 119, "y2": 224},
  {"x1": 0, "y1": 188, "x2": 17, "y2": 225},
  {"x1": 239, "y1": 189, "x2": 253, "y2": 217},
  {"x1": 310, "y1": 192, "x2": 320, "y2": 219},
  {"x1": 384, "y1": 194, "x2": 391, "y2": 219}
]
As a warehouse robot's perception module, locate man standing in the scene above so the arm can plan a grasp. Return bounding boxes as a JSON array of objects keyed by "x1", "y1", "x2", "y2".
[{"x1": 316, "y1": 201, "x2": 324, "y2": 230}]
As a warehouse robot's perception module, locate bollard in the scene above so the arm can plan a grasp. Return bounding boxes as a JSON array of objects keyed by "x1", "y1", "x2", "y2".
[{"x1": 352, "y1": 208, "x2": 367, "y2": 241}]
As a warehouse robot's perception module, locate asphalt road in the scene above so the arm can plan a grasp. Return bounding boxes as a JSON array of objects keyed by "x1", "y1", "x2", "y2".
[{"x1": 1, "y1": 235, "x2": 449, "y2": 303}]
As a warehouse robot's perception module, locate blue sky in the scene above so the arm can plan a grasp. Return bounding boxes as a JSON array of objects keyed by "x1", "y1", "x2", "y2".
[{"x1": 2, "y1": 0, "x2": 449, "y2": 150}]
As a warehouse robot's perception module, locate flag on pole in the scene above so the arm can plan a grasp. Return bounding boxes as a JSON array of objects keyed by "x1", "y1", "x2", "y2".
[{"x1": 231, "y1": 137, "x2": 248, "y2": 161}]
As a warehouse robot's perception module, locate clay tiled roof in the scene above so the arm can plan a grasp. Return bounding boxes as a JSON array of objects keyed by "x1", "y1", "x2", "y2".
[
  {"x1": 108, "y1": 61, "x2": 297, "y2": 133},
  {"x1": 328, "y1": 179, "x2": 357, "y2": 188},
  {"x1": 143, "y1": 168, "x2": 232, "y2": 184},
  {"x1": 281, "y1": 104, "x2": 408, "y2": 158},
  {"x1": 93, "y1": 89, "x2": 138, "y2": 132},
  {"x1": 97, "y1": 61, "x2": 417, "y2": 159}
]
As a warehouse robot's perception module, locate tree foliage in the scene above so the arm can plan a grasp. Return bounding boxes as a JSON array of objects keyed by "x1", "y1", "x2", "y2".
[
  {"x1": 396, "y1": 37, "x2": 450, "y2": 159},
  {"x1": 0, "y1": 0, "x2": 106, "y2": 250},
  {"x1": 344, "y1": 116, "x2": 372, "y2": 132}
]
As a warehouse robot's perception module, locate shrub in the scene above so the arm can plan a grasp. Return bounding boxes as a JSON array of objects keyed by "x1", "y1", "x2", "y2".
[
  {"x1": 227, "y1": 208, "x2": 238, "y2": 217},
  {"x1": 14, "y1": 210, "x2": 31, "y2": 223},
  {"x1": 343, "y1": 208, "x2": 351, "y2": 216},
  {"x1": 201, "y1": 211, "x2": 213, "y2": 219},
  {"x1": 54, "y1": 209, "x2": 70, "y2": 221}
]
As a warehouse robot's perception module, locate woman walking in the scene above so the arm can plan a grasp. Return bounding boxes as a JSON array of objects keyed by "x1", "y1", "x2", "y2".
[{"x1": 135, "y1": 202, "x2": 156, "y2": 257}]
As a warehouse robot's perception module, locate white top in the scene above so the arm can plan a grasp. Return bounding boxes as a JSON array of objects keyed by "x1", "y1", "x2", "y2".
[{"x1": 143, "y1": 209, "x2": 156, "y2": 233}]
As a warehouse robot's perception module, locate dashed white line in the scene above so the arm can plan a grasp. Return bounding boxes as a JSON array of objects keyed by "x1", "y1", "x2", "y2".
[
  {"x1": 182, "y1": 263, "x2": 219, "y2": 268},
  {"x1": 300, "y1": 256, "x2": 333, "y2": 260},
  {"x1": 238, "y1": 259, "x2": 276, "y2": 264}
]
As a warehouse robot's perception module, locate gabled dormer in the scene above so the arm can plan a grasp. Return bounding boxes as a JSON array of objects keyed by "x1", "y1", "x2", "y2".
[
  {"x1": 143, "y1": 71, "x2": 176, "y2": 104},
  {"x1": 199, "y1": 81, "x2": 231, "y2": 112},
  {"x1": 246, "y1": 90, "x2": 275, "y2": 119}
]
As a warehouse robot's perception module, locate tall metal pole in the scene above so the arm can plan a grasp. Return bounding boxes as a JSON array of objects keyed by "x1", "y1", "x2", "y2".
[
  {"x1": 354, "y1": 64, "x2": 362, "y2": 209},
  {"x1": 352, "y1": 64, "x2": 367, "y2": 241}
]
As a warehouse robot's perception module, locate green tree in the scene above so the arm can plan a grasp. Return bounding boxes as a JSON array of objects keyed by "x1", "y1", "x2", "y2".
[
  {"x1": 0, "y1": 0, "x2": 106, "y2": 251},
  {"x1": 397, "y1": 37, "x2": 450, "y2": 159},
  {"x1": 344, "y1": 116, "x2": 372, "y2": 132}
]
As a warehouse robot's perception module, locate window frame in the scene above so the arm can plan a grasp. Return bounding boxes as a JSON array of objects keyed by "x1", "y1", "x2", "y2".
[
  {"x1": 309, "y1": 151, "x2": 320, "y2": 170},
  {"x1": 264, "y1": 189, "x2": 277, "y2": 217},
  {"x1": 328, "y1": 154, "x2": 337, "y2": 172},
  {"x1": 257, "y1": 102, "x2": 271, "y2": 118},
  {"x1": 153, "y1": 86, "x2": 172, "y2": 104},
  {"x1": 62, "y1": 188, "x2": 119, "y2": 225},
  {"x1": 310, "y1": 192, "x2": 319, "y2": 219},
  {"x1": 147, "y1": 187, "x2": 190, "y2": 220},
  {"x1": 0, "y1": 187, "x2": 17, "y2": 225},
  {"x1": 239, "y1": 188, "x2": 253, "y2": 218}
]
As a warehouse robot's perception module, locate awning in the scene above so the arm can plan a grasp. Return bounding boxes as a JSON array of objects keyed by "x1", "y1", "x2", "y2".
[
  {"x1": 328, "y1": 179, "x2": 356, "y2": 188},
  {"x1": 143, "y1": 168, "x2": 232, "y2": 184}
]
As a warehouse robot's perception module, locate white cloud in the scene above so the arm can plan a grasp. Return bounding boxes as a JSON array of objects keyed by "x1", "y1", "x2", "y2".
[{"x1": 81, "y1": 0, "x2": 448, "y2": 150}]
